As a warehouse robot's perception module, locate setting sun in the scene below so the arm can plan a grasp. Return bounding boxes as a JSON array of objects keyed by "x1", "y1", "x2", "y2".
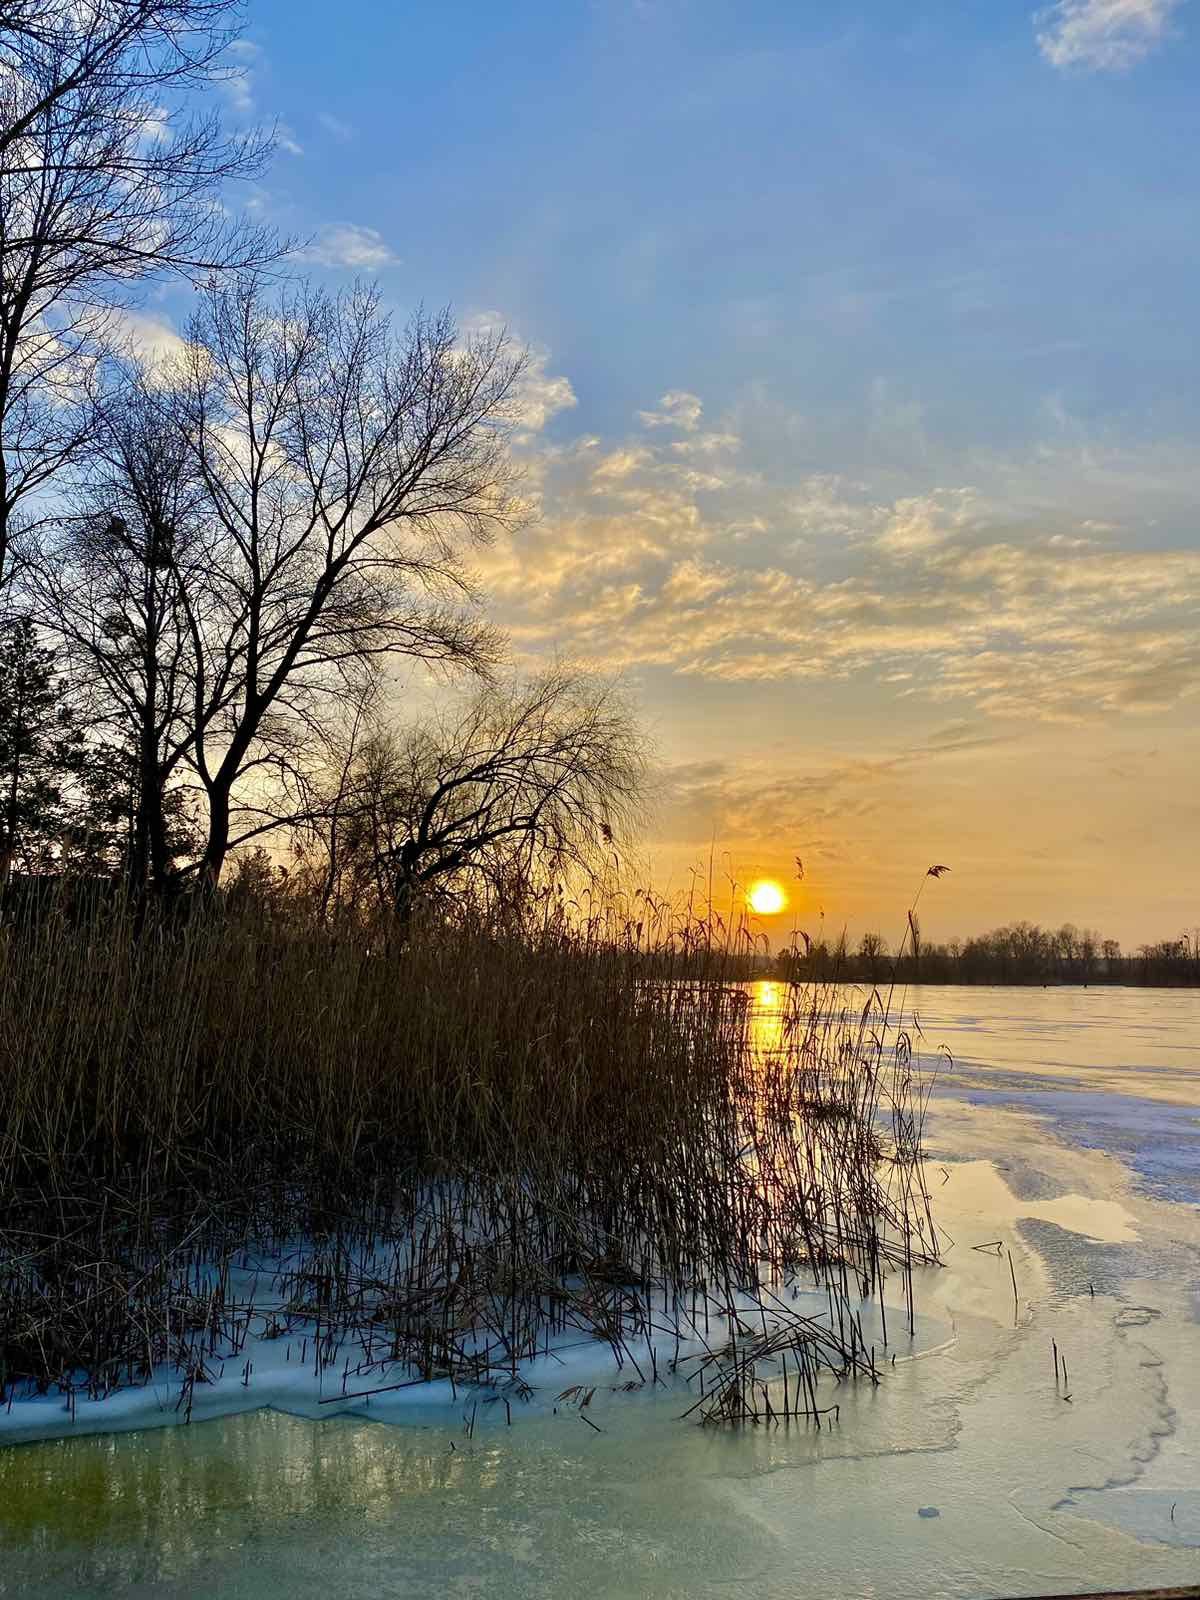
[{"x1": 748, "y1": 879, "x2": 787, "y2": 916}]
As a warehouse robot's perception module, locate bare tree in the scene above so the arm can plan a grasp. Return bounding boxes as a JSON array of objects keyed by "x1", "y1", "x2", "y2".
[
  {"x1": 0, "y1": 2, "x2": 248, "y2": 164},
  {"x1": 0, "y1": 0, "x2": 275, "y2": 595},
  {"x1": 857, "y1": 930, "x2": 888, "y2": 981},
  {"x1": 170, "y1": 275, "x2": 524, "y2": 887},
  {"x1": 35, "y1": 371, "x2": 206, "y2": 892},
  {"x1": 292, "y1": 675, "x2": 378, "y2": 922},
  {"x1": 303, "y1": 667, "x2": 645, "y2": 923}
]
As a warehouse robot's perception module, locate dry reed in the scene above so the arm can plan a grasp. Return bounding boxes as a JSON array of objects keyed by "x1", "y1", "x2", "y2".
[{"x1": 0, "y1": 888, "x2": 939, "y2": 1428}]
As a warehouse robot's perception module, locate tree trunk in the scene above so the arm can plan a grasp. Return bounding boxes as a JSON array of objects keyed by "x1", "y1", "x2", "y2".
[
  {"x1": 390, "y1": 840, "x2": 419, "y2": 927},
  {"x1": 129, "y1": 575, "x2": 163, "y2": 901},
  {"x1": 129, "y1": 768, "x2": 175, "y2": 903},
  {"x1": 198, "y1": 781, "x2": 231, "y2": 891}
]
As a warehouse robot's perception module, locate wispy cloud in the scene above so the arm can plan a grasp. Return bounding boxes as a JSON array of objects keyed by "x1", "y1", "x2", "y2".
[
  {"x1": 658, "y1": 753, "x2": 908, "y2": 854},
  {"x1": 481, "y1": 392, "x2": 1200, "y2": 724},
  {"x1": 462, "y1": 312, "x2": 577, "y2": 435},
  {"x1": 638, "y1": 390, "x2": 704, "y2": 431},
  {"x1": 109, "y1": 310, "x2": 189, "y2": 376},
  {"x1": 1035, "y1": 0, "x2": 1185, "y2": 71},
  {"x1": 513, "y1": 354, "x2": 577, "y2": 434},
  {"x1": 873, "y1": 490, "x2": 980, "y2": 555},
  {"x1": 318, "y1": 112, "x2": 356, "y2": 142},
  {"x1": 213, "y1": 39, "x2": 304, "y2": 155},
  {"x1": 215, "y1": 38, "x2": 259, "y2": 117},
  {"x1": 302, "y1": 223, "x2": 397, "y2": 269}
]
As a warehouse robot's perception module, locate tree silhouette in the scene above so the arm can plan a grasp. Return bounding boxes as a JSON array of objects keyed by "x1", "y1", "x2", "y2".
[
  {"x1": 0, "y1": 0, "x2": 277, "y2": 594},
  {"x1": 0, "y1": 617, "x2": 82, "y2": 876}
]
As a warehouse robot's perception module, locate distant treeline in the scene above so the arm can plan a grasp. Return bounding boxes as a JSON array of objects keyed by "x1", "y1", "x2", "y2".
[{"x1": 770, "y1": 921, "x2": 1200, "y2": 988}]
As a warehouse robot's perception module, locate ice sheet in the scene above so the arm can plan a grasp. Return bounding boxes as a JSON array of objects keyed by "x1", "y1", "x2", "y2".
[{"x1": 2, "y1": 984, "x2": 1198, "y2": 1599}]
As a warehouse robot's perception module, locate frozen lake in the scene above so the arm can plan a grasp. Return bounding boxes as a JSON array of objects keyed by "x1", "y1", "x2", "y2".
[{"x1": 2, "y1": 984, "x2": 1198, "y2": 1599}]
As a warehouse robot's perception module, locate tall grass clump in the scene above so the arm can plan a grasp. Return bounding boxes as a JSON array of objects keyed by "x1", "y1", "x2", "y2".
[{"x1": 0, "y1": 886, "x2": 939, "y2": 1427}]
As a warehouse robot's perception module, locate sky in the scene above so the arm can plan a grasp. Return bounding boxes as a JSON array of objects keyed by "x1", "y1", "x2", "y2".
[{"x1": 140, "y1": 0, "x2": 1199, "y2": 948}]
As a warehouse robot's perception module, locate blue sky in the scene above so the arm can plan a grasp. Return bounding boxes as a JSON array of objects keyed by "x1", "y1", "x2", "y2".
[
  {"x1": 237, "y1": 0, "x2": 1200, "y2": 463},
  {"x1": 143, "y1": 0, "x2": 1200, "y2": 943}
]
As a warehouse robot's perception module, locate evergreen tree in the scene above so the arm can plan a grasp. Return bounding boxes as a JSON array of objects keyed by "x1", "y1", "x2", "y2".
[
  {"x1": 62, "y1": 738, "x2": 200, "y2": 883},
  {"x1": 0, "y1": 618, "x2": 83, "y2": 876}
]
